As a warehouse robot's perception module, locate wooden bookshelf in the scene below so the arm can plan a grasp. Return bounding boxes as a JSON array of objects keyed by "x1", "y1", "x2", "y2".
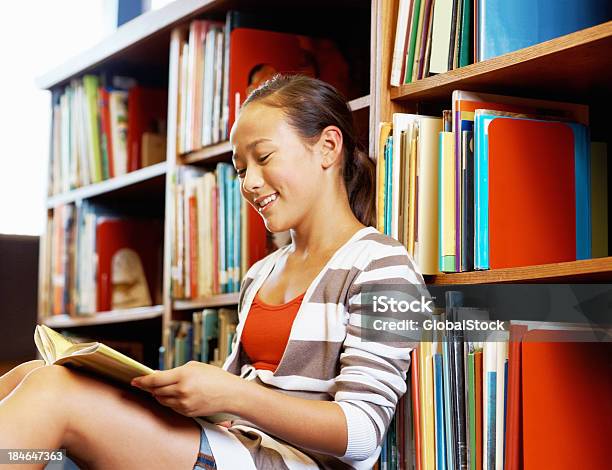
[
  {"x1": 42, "y1": 305, "x2": 164, "y2": 328},
  {"x1": 173, "y1": 292, "x2": 240, "y2": 310},
  {"x1": 181, "y1": 141, "x2": 232, "y2": 165},
  {"x1": 427, "y1": 258, "x2": 612, "y2": 285},
  {"x1": 390, "y1": 21, "x2": 612, "y2": 103},
  {"x1": 46, "y1": 161, "x2": 167, "y2": 208}
]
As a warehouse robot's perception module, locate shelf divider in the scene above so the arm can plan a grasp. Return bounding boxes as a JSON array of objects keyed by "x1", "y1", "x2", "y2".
[{"x1": 42, "y1": 305, "x2": 164, "y2": 328}]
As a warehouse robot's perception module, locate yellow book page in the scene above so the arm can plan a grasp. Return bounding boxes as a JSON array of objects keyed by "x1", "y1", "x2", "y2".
[{"x1": 55, "y1": 344, "x2": 154, "y2": 384}]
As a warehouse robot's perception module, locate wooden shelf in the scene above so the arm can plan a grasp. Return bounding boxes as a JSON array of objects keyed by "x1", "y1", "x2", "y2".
[
  {"x1": 427, "y1": 258, "x2": 612, "y2": 285},
  {"x1": 349, "y1": 94, "x2": 371, "y2": 111},
  {"x1": 46, "y1": 162, "x2": 167, "y2": 208},
  {"x1": 391, "y1": 21, "x2": 612, "y2": 103},
  {"x1": 181, "y1": 141, "x2": 232, "y2": 165},
  {"x1": 173, "y1": 292, "x2": 240, "y2": 310},
  {"x1": 42, "y1": 305, "x2": 164, "y2": 328}
]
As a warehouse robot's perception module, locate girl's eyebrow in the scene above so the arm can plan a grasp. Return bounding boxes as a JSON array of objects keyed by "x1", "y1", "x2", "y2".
[{"x1": 246, "y1": 138, "x2": 272, "y2": 151}]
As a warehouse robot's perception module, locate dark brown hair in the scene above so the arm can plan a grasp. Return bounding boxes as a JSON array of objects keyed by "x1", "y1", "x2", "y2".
[{"x1": 242, "y1": 74, "x2": 376, "y2": 227}]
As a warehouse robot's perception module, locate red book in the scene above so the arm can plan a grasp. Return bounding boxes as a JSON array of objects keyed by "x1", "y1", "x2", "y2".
[
  {"x1": 96, "y1": 218, "x2": 162, "y2": 312},
  {"x1": 188, "y1": 191, "x2": 198, "y2": 299},
  {"x1": 126, "y1": 87, "x2": 167, "y2": 172},
  {"x1": 504, "y1": 324, "x2": 528, "y2": 470},
  {"x1": 521, "y1": 330, "x2": 612, "y2": 470},
  {"x1": 227, "y1": 28, "x2": 351, "y2": 132},
  {"x1": 410, "y1": 348, "x2": 422, "y2": 470}
]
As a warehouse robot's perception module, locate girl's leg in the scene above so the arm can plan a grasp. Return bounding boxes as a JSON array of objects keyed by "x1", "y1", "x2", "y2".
[
  {"x1": 0, "y1": 365, "x2": 202, "y2": 470},
  {"x1": 0, "y1": 360, "x2": 45, "y2": 401}
]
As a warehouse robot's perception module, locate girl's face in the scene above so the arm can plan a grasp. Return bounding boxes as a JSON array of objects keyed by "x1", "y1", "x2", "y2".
[{"x1": 230, "y1": 102, "x2": 322, "y2": 233}]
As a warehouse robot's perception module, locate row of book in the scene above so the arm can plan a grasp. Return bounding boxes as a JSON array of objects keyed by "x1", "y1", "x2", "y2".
[
  {"x1": 171, "y1": 164, "x2": 276, "y2": 299},
  {"x1": 49, "y1": 75, "x2": 167, "y2": 195},
  {"x1": 42, "y1": 202, "x2": 163, "y2": 317},
  {"x1": 174, "y1": 11, "x2": 353, "y2": 155},
  {"x1": 376, "y1": 90, "x2": 609, "y2": 274},
  {"x1": 164, "y1": 308, "x2": 238, "y2": 369},
  {"x1": 374, "y1": 293, "x2": 611, "y2": 470},
  {"x1": 390, "y1": 0, "x2": 611, "y2": 85}
]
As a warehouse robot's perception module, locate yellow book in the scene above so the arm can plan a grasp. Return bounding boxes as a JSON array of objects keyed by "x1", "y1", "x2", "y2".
[
  {"x1": 376, "y1": 122, "x2": 393, "y2": 232},
  {"x1": 418, "y1": 337, "x2": 436, "y2": 470},
  {"x1": 440, "y1": 131, "x2": 456, "y2": 272},
  {"x1": 407, "y1": 123, "x2": 419, "y2": 255},
  {"x1": 34, "y1": 325, "x2": 154, "y2": 384}
]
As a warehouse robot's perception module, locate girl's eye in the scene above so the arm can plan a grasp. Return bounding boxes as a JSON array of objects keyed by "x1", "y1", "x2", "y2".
[
  {"x1": 236, "y1": 168, "x2": 246, "y2": 178},
  {"x1": 258, "y1": 153, "x2": 272, "y2": 163}
]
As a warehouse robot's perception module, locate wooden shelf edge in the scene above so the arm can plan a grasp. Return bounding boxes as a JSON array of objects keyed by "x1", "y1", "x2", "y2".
[
  {"x1": 181, "y1": 141, "x2": 233, "y2": 165},
  {"x1": 42, "y1": 305, "x2": 164, "y2": 328},
  {"x1": 36, "y1": 0, "x2": 219, "y2": 89},
  {"x1": 427, "y1": 258, "x2": 612, "y2": 285},
  {"x1": 173, "y1": 292, "x2": 240, "y2": 310},
  {"x1": 46, "y1": 162, "x2": 167, "y2": 208},
  {"x1": 390, "y1": 21, "x2": 612, "y2": 101},
  {"x1": 349, "y1": 95, "x2": 371, "y2": 111}
]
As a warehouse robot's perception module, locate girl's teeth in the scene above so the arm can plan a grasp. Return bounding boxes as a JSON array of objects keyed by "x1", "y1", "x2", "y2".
[{"x1": 259, "y1": 193, "x2": 278, "y2": 208}]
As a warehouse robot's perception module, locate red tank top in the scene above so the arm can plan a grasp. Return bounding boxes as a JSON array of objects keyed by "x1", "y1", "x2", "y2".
[{"x1": 240, "y1": 290, "x2": 305, "y2": 372}]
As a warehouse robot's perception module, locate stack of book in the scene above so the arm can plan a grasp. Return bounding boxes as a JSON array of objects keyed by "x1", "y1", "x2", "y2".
[
  {"x1": 375, "y1": 293, "x2": 612, "y2": 470},
  {"x1": 376, "y1": 90, "x2": 608, "y2": 275},
  {"x1": 165, "y1": 308, "x2": 238, "y2": 369},
  {"x1": 49, "y1": 75, "x2": 167, "y2": 193},
  {"x1": 43, "y1": 202, "x2": 163, "y2": 317},
  {"x1": 390, "y1": 0, "x2": 612, "y2": 85},
  {"x1": 175, "y1": 11, "x2": 353, "y2": 155}
]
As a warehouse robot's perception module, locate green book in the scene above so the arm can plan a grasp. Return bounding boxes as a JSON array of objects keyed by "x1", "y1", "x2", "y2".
[
  {"x1": 458, "y1": 0, "x2": 472, "y2": 67},
  {"x1": 404, "y1": 0, "x2": 423, "y2": 84},
  {"x1": 83, "y1": 75, "x2": 103, "y2": 183},
  {"x1": 467, "y1": 350, "x2": 477, "y2": 470}
]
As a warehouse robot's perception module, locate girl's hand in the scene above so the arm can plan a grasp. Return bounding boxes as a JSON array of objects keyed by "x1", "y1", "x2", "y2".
[{"x1": 131, "y1": 361, "x2": 243, "y2": 418}]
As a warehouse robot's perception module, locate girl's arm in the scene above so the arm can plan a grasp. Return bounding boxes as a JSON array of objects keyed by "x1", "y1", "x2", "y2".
[{"x1": 228, "y1": 378, "x2": 349, "y2": 457}]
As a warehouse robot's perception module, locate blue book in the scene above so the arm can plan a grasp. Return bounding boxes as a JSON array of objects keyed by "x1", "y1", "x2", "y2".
[
  {"x1": 434, "y1": 353, "x2": 447, "y2": 470},
  {"x1": 384, "y1": 136, "x2": 393, "y2": 235},
  {"x1": 477, "y1": 0, "x2": 612, "y2": 61},
  {"x1": 474, "y1": 113, "x2": 591, "y2": 270}
]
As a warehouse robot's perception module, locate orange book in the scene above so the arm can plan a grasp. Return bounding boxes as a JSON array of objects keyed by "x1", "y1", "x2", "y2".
[
  {"x1": 521, "y1": 330, "x2": 612, "y2": 470},
  {"x1": 488, "y1": 119, "x2": 576, "y2": 269},
  {"x1": 96, "y1": 218, "x2": 162, "y2": 312},
  {"x1": 504, "y1": 324, "x2": 528, "y2": 470},
  {"x1": 188, "y1": 191, "x2": 198, "y2": 299}
]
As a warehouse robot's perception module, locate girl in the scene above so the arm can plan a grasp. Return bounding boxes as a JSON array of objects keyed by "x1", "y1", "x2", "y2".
[{"x1": 0, "y1": 75, "x2": 426, "y2": 469}]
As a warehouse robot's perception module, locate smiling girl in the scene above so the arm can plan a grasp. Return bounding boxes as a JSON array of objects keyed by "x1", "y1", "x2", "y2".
[{"x1": 0, "y1": 75, "x2": 425, "y2": 469}]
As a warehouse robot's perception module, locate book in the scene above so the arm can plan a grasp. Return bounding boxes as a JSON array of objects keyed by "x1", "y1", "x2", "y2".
[
  {"x1": 35, "y1": 324, "x2": 237, "y2": 424},
  {"x1": 477, "y1": 0, "x2": 612, "y2": 61},
  {"x1": 474, "y1": 112, "x2": 590, "y2": 269},
  {"x1": 35, "y1": 324, "x2": 153, "y2": 384}
]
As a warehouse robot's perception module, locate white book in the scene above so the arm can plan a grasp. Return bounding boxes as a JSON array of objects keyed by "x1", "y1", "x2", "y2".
[
  {"x1": 428, "y1": 0, "x2": 454, "y2": 74},
  {"x1": 495, "y1": 333, "x2": 509, "y2": 470},
  {"x1": 390, "y1": 0, "x2": 413, "y2": 86},
  {"x1": 482, "y1": 341, "x2": 497, "y2": 470}
]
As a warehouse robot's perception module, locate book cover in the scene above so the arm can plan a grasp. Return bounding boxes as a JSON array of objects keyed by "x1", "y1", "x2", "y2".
[
  {"x1": 96, "y1": 218, "x2": 162, "y2": 312},
  {"x1": 521, "y1": 329, "x2": 612, "y2": 470},
  {"x1": 439, "y1": 131, "x2": 456, "y2": 272},
  {"x1": 477, "y1": 0, "x2": 612, "y2": 61},
  {"x1": 474, "y1": 114, "x2": 590, "y2": 269}
]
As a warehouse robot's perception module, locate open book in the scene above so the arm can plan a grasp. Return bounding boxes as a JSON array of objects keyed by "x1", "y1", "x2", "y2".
[
  {"x1": 34, "y1": 325, "x2": 237, "y2": 424},
  {"x1": 34, "y1": 324, "x2": 154, "y2": 384}
]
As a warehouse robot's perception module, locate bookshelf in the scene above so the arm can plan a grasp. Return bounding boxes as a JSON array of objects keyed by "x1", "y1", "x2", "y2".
[
  {"x1": 36, "y1": 0, "x2": 372, "y2": 369},
  {"x1": 36, "y1": 0, "x2": 611, "y2": 466}
]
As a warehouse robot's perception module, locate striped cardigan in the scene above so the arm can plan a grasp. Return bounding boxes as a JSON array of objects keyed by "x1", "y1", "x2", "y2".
[{"x1": 198, "y1": 226, "x2": 427, "y2": 469}]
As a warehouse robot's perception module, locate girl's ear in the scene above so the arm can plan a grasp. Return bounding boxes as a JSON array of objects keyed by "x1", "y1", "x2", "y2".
[{"x1": 319, "y1": 125, "x2": 343, "y2": 169}]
